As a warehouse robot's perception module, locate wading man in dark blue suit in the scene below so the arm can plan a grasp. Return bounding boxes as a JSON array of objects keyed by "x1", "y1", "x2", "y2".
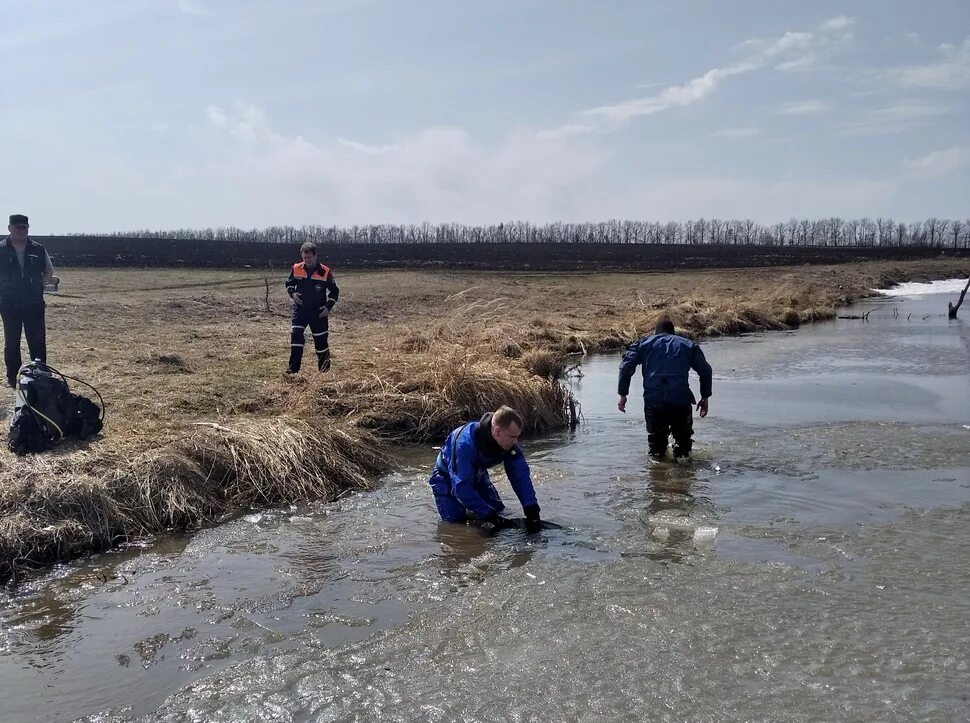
[
  {"x1": 617, "y1": 319, "x2": 713, "y2": 461},
  {"x1": 428, "y1": 405, "x2": 543, "y2": 533}
]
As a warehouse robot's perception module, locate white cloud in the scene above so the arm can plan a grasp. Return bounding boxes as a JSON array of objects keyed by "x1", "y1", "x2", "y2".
[
  {"x1": 837, "y1": 101, "x2": 949, "y2": 135},
  {"x1": 204, "y1": 105, "x2": 227, "y2": 128},
  {"x1": 875, "y1": 102, "x2": 947, "y2": 120},
  {"x1": 778, "y1": 99, "x2": 831, "y2": 115},
  {"x1": 558, "y1": 20, "x2": 853, "y2": 134},
  {"x1": 763, "y1": 24, "x2": 854, "y2": 71},
  {"x1": 761, "y1": 31, "x2": 816, "y2": 57},
  {"x1": 904, "y1": 146, "x2": 970, "y2": 179},
  {"x1": 710, "y1": 127, "x2": 761, "y2": 139},
  {"x1": 194, "y1": 105, "x2": 609, "y2": 225},
  {"x1": 180, "y1": 105, "x2": 903, "y2": 226},
  {"x1": 818, "y1": 16, "x2": 855, "y2": 33},
  {"x1": 22, "y1": 98, "x2": 914, "y2": 230},
  {"x1": 205, "y1": 103, "x2": 282, "y2": 146},
  {"x1": 580, "y1": 61, "x2": 757, "y2": 124},
  {"x1": 535, "y1": 123, "x2": 601, "y2": 140},
  {"x1": 895, "y1": 37, "x2": 970, "y2": 89}
]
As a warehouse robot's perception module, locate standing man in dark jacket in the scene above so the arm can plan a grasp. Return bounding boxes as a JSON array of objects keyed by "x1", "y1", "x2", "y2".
[
  {"x1": 428, "y1": 405, "x2": 544, "y2": 533},
  {"x1": 0, "y1": 214, "x2": 54, "y2": 388},
  {"x1": 617, "y1": 319, "x2": 713, "y2": 461},
  {"x1": 285, "y1": 242, "x2": 339, "y2": 373}
]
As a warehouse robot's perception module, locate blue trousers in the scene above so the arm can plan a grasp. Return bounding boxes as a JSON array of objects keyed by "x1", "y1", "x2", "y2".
[{"x1": 428, "y1": 470, "x2": 505, "y2": 522}]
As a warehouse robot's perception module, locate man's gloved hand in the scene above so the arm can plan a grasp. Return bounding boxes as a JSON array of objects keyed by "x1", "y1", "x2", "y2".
[
  {"x1": 523, "y1": 504, "x2": 542, "y2": 534},
  {"x1": 484, "y1": 511, "x2": 514, "y2": 529}
]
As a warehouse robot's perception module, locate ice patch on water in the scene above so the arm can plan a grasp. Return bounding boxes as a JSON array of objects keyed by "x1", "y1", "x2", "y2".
[
  {"x1": 693, "y1": 526, "x2": 719, "y2": 542},
  {"x1": 647, "y1": 513, "x2": 698, "y2": 532},
  {"x1": 876, "y1": 278, "x2": 968, "y2": 297},
  {"x1": 647, "y1": 514, "x2": 719, "y2": 543}
]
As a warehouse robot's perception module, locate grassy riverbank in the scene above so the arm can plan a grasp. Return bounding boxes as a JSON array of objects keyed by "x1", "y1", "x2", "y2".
[{"x1": 1, "y1": 257, "x2": 966, "y2": 581}]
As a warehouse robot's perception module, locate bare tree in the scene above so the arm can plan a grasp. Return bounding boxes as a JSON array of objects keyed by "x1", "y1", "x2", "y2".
[
  {"x1": 949, "y1": 278, "x2": 970, "y2": 319},
  {"x1": 72, "y1": 216, "x2": 969, "y2": 249}
]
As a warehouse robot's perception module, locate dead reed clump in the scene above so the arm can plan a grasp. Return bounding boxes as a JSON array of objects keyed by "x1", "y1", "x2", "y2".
[
  {"x1": 0, "y1": 417, "x2": 388, "y2": 583},
  {"x1": 521, "y1": 348, "x2": 567, "y2": 380},
  {"x1": 398, "y1": 332, "x2": 431, "y2": 353},
  {"x1": 319, "y1": 351, "x2": 572, "y2": 442},
  {"x1": 289, "y1": 295, "x2": 578, "y2": 442},
  {"x1": 137, "y1": 353, "x2": 195, "y2": 374}
]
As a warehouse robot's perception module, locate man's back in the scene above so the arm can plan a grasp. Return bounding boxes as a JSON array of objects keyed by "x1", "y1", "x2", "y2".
[{"x1": 618, "y1": 332, "x2": 712, "y2": 407}]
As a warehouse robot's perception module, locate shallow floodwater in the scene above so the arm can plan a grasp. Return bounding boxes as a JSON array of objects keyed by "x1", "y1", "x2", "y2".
[{"x1": 1, "y1": 288, "x2": 968, "y2": 722}]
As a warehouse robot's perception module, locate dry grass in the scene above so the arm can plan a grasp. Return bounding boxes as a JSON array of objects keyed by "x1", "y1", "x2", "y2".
[
  {"x1": 0, "y1": 256, "x2": 967, "y2": 581},
  {"x1": 0, "y1": 418, "x2": 386, "y2": 582},
  {"x1": 284, "y1": 297, "x2": 575, "y2": 441}
]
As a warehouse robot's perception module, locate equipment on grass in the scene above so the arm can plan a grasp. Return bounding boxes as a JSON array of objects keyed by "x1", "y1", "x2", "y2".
[{"x1": 8, "y1": 361, "x2": 104, "y2": 455}]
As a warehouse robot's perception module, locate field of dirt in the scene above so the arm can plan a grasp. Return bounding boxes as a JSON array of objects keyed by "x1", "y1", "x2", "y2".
[{"x1": 38, "y1": 236, "x2": 970, "y2": 270}]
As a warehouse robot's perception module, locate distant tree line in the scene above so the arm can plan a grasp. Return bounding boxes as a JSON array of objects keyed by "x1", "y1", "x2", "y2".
[{"x1": 76, "y1": 217, "x2": 970, "y2": 248}]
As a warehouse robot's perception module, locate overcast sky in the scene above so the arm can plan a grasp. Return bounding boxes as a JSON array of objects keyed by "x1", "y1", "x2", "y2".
[{"x1": 2, "y1": 0, "x2": 968, "y2": 232}]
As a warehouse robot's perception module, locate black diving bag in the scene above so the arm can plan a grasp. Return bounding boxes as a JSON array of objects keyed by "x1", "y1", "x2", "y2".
[{"x1": 8, "y1": 361, "x2": 104, "y2": 455}]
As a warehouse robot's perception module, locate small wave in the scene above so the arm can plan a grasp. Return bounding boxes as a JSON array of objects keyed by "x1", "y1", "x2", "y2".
[{"x1": 877, "y1": 278, "x2": 968, "y2": 297}]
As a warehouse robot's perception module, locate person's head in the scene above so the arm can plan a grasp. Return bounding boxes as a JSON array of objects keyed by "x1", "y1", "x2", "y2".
[
  {"x1": 300, "y1": 241, "x2": 318, "y2": 266},
  {"x1": 7, "y1": 214, "x2": 28, "y2": 242},
  {"x1": 490, "y1": 405, "x2": 524, "y2": 451},
  {"x1": 655, "y1": 319, "x2": 675, "y2": 335}
]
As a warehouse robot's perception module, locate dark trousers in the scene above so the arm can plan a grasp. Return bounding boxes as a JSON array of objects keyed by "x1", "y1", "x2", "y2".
[
  {"x1": 288, "y1": 306, "x2": 330, "y2": 372},
  {"x1": 644, "y1": 403, "x2": 693, "y2": 458},
  {"x1": 1, "y1": 304, "x2": 46, "y2": 385}
]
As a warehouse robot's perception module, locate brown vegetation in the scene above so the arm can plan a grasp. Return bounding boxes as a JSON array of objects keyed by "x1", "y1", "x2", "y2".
[{"x1": 0, "y1": 257, "x2": 966, "y2": 581}]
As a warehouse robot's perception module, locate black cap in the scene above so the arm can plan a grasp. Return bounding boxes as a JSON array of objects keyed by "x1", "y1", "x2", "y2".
[{"x1": 9, "y1": 214, "x2": 28, "y2": 226}]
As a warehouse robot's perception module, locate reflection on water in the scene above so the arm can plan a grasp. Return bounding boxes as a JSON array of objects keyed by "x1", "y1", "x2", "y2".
[
  {"x1": 0, "y1": 290, "x2": 968, "y2": 722},
  {"x1": 433, "y1": 522, "x2": 536, "y2": 587}
]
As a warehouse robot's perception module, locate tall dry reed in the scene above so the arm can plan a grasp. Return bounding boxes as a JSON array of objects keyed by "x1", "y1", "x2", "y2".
[{"x1": 0, "y1": 418, "x2": 387, "y2": 582}]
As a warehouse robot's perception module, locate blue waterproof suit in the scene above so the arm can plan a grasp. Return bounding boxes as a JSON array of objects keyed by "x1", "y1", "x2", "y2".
[
  {"x1": 618, "y1": 332, "x2": 713, "y2": 457},
  {"x1": 428, "y1": 414, "x2": 538, "y2": 523},
  {"x1": 618, "y1": 333, "x2": 712, "y2": 406}
]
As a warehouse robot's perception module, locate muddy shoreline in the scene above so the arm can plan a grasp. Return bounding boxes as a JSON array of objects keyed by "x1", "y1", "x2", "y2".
[{"x1": 1, "y1": 257, "x2": 966, "y2": 582}]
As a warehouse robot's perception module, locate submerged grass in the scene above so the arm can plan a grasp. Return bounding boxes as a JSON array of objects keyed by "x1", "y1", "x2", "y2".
[{"x1": 1, "y1": 257, "x2": 966, "y2": 582}]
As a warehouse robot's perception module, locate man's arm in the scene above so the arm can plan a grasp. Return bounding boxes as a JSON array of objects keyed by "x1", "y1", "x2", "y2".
[
  {"x1": 505, "y1": 451, "x2": 541, "y2": 531},
  {"x1": 319, "y1": 274, "x2": 338, "y2": 317},
  {"x1": 617, "y1": 339, "x2": 642, "y2": 411},
  {"x1": 691, "y1": 345, "x2": 713, "y2": 416},
  {"x1": 326, "y1": 274, "x2": 339, "y2": 310},
  {"x1": 285, "y1": 269, "x2": 301, "y2": 304},
  {"x1": 42, "y1": 250, "x2": 54, "y2": 285},
  {"x1": 504, "y1": 450, "x2": 538, "y2": 509}
]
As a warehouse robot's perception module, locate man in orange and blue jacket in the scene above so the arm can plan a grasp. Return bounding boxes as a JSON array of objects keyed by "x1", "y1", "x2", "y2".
[{"x1": 285, "y1": 242, "x2": 339, "y2": 373}]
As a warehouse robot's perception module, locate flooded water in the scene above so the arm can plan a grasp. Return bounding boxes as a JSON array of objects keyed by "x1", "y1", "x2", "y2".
[{"x1": 2, "y1": 287, "x2": 969, "y2": 722}]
